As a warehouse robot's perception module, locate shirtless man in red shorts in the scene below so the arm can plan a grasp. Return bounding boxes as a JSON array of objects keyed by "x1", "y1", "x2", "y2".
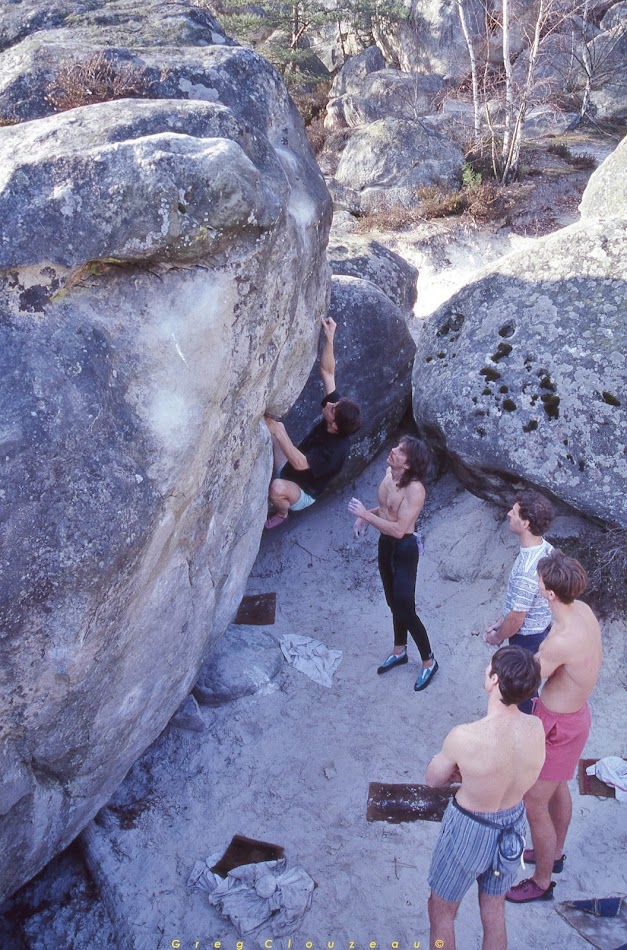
[{"x1": 506, "y1": 550, "x2": 602, "y2": 903}]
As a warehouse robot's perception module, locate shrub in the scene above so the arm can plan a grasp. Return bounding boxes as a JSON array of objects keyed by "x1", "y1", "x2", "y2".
[
  {"x1": 547, "y1": 142, "x2": 597, "y2": 170},
  {"x1": 354, "y1": 204, "x2": 421, "y2": 232},
  {"x1": 555, "y1": 527, "x2": 627, "y2": 618},
  {"x1": 292, "y1": 81, "x2": 331, "y2": 156},
  {"x1": 305, "y1": 114, "x2": 327, "y2": 155},
  {"x1": 415, "y1": 185, "x2": 468, "y2": 219},
  {"x1": 46, "y1": 51, "x2": 154, "y2": 112},
  {"x1": 461, "y1": 161, "x2": 482, "y2": 189},
  {"x1": 354, "y1": 179, "x2": 514, "y2": 232}
]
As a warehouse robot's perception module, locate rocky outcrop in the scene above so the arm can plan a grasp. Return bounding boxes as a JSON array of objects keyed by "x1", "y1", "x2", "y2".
[
  {"x1": 284, "y1": 239, "x2": 417, "y2": 484},
  {"x1": 326, "y1": 70, "x2": 445, "y2": 131},
  {"x1": 371, "y1": 0, "x2": 485, "y2": 80},
  {"x1": 412, "y1": 144, "x2": 627, "y2": 526},
  {"x1": 334, "y1": 117, "x2": 463, "y2": 213},
  {"x1": 329, "y1": 45, "x2": 385, "y2": 98},
  {"x1": 521, "y1": 105, "x2": 579, "y2": 140},
  {"x1": 588, "y1": 21, "x2": 627, "y2": 121},
  {"x1": 512, "y1": 32, "x2": 588, "y2": 106},
  {"x1": 579, "y1": 134, "x2": 627, "y2": 218},
  {"x1": 0, "y1": 0, "x2": 331, "y2": 902},
  {"x1": 193, "y1": 627, "x2": 283, "y2": 706},
  {"x1": 327, "y1": 234, "x2": 418, "y2": 314},
  {"x1": 600, "y1": 0, "x2": 627, "y2": 30}
]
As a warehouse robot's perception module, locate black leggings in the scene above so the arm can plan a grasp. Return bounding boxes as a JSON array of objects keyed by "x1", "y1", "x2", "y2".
[{"x1": 378, "y1": 533, "x2": 432, "y2": 661}]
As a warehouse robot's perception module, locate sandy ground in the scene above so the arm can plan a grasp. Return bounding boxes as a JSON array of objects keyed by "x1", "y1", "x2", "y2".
[{"x1": 4, "y1": 444, "x2": 625, "y2": 950}]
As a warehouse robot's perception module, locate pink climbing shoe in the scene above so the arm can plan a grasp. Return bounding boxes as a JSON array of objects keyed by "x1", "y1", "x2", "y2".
[
  {"x1": 505, "y1": 878, "x2": 556, "y2": 903},
  {"x1": 264, "y1": 512, "x2": 288, "y2": 530}
]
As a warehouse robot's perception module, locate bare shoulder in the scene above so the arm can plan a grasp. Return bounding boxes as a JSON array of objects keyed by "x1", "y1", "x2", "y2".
[
  {"x1": 522, "y1": 713, "x2": 545, "y2": 742},
  {"x1": 444, "y1": 722, "x2": 474, "y2": 752},
  {"x1": 574, "y1": 599, "x2": 601, "y2": 632},
  {"x1": 402, "y1": 478, "x2": 426, "y2": 513},
  {"x1": 404, "y1": 479, "x2": 426, "y2": 501}
]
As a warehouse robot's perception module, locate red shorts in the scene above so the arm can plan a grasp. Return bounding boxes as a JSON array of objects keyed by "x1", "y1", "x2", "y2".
[{"x1": 533, "y1": 696, "x2": 591, "y2": 782}]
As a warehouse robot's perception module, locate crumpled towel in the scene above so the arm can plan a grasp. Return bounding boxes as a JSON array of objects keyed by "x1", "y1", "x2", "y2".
[
  {"x1": 586, "y1": 756, "x2": 627, "y2": 802},
  {"x1": 188, "y1": 857, "x2": 315, "y2": 938},
  {"x1": 279, "y1": 634, "x2": 342, "y2": 688}
]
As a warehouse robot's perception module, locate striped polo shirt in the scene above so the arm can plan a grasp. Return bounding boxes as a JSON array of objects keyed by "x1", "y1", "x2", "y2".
[{"x1": 503, "y1": 538, "x2": 554, "y2": 635}]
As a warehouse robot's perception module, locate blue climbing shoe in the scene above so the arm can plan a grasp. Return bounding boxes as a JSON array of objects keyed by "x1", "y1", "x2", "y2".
[
  {"x1": 377, "y1": 652, "x2": 408, "y2": 674},
  {"x1": 414, "y1": 659, "x2": 439, "y2": 691}
]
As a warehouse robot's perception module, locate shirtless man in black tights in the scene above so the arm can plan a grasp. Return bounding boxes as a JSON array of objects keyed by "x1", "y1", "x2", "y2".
[{"x1": 348, "y1": 437, "x2": 437, "y2": 691}]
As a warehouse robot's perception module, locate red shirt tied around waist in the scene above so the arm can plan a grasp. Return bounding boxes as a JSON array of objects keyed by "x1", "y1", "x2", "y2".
[{"x1": 506, "y1": 550, "x2": 602, "y2": 906}]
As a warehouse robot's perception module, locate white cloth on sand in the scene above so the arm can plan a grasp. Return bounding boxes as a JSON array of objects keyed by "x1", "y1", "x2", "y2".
[
  {"x1": 586, "y1": 756, "x2": 627, "y2": 802},
  {"x1": 188, "y1": 857, "x2": 315, "y2": 940},
  {"x1": 279, "y1": 634, "x2": 342, "y2": 688}
]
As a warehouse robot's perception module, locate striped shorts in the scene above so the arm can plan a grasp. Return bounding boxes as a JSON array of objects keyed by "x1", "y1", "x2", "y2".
[{"x1": 428, "y1": 799, "x2": 526, "y2": 902}]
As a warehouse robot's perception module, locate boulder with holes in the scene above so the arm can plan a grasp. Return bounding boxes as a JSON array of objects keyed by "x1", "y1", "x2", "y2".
[{"x1": 412, "y1": 142, "x2": 627, "y2": 526}]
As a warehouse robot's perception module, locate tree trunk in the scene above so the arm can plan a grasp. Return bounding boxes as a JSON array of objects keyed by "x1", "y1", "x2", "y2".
[
  {"x1": 501, "y1": 0, "x2": 513, "y2": 167},
  {"x1": 456, "y1": 0, "x2": 481, "y2": 151}
]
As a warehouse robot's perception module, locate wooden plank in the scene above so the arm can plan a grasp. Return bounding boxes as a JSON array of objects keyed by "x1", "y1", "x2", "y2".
[
  {"x1": 210, "y1": 834, "x2": 285, "y2": 878},
  {"x1": 578, "y1": 758, "x2": 624, "y2": 798},
  {"x1": 367, "y1": 782, "x2": 453, "y2": 824},
  {"x1": 234, "y1": 592, "x2": 276, "y2": 625}
]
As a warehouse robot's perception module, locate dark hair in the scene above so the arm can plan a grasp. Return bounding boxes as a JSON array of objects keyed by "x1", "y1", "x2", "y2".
[
  {"x1": 334, "y1": 397, "x2": 362, "y2": 436},
  {"x1": 397, "y1": 436, "x2": 431, "y2": 489},
  {"x1": 515, "y1": 490, "x2": 555, "y2": 536},
  {"x1": 490, "y1": 646, "x2": 541, "y2": 706},
  {"x1": 537, "y1": 549, "x2": 588, "y2": 604}
]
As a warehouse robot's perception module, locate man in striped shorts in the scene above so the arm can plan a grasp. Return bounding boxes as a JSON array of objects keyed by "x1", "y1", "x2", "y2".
[
  {"x1": 426, "y1": 647, "x2": 546, "y2": 950},
  {"x1": 485, "y1": 491, "x2": 555, "y2": 711}
]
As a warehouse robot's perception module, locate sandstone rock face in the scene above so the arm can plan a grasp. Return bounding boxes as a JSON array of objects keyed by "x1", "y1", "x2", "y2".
[
  {"x1": 521, "y1": 106, "x2": 579, "y2": 140},
  {"x1": 512, "y1": 32, "x2": 588, "y2": 105},
  {"x1": 600, "y1": 0, "x2": 627, "y2": 30},
  {"x1": 372, "y1": 0, "x2": 485, "y2": 79},
  {"x1": 326, "y1": 70, "x2": 445, "y2": 130},
  {"x1": 329, "y1": 45, "x2": 385, "y2": 98},
  {"x1": 588, "y1": 22, "x2": 627, "y2": 121},
  {"x1": 327, "y1": 233, "x2": 418, "y2": 315},
  {"x1": 284, "y1": 240, "x2": 417, "y2": 484},
  {"x1": 334, "y1": 118, "x2": 463, "y2": 212},
  {"x1": 193, "y1": 627, "x2": 283, "y2": 706},
  {"x1": 579, "y1": 135, "x2": 627, "y2": 219},
  {"x1": 0, "y1": 0, "x2": 331, "y2": 902},
  {"x1": 412, "y1": 206, "x2": 627, "y2": 526}
]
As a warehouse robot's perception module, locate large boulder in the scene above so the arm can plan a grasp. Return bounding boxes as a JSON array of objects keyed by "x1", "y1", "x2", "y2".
[
  {"x1": 0, "y1": 0, "x2": 331, "y2": 902},
  {"x1": 411, "y1": 202, "x2": 627, "y2": 525},
  {"x1": 193, "y1": 627, "x2": 283, "y2": 706},
  {"x1": 600, "y1": 0, "x2": 627, "y2": 30},
  {"x1": 511, "y1": 32, "x2": 589, "y2": 107},
  {"x1": 579, "y1": 134, "x2": 627, "y2": 218},
  {"x1": 284, "y1": 239, "x2": 417, "y2": 484},
  {"x1": 329, "y1": 45, "x2": 385, "y2": 98},
  {"x1": 372, "y1": 0, "x2": 485, "y2": 80},
  {"x1": 327, "y1": 233, "x2": 418, "y2": 314},
  {"x1": 588, "y1": 21, "x2": 627, "y2": 121},
  {"x1": 334, "y1": 117, "x2": 464, "y2": 213},
  {"x1": 521, "y1": 105, "x2": 579, "y2": 140},
  {"x1": 326, "y1": 70, "x2": 446, "y2": 130}
]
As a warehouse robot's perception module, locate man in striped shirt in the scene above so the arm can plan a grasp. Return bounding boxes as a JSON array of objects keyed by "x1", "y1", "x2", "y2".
[{"x1": 485, "y1": 492, "x2": 555, "y2": 689}]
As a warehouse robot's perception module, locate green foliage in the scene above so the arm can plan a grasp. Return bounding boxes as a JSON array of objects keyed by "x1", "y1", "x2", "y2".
[
  {"x1": 195, "y1": 0, "x2": 407, "y2": 85},
  {"x1": 461, "y1": 161, "x2": 482, "y2": 189}
]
